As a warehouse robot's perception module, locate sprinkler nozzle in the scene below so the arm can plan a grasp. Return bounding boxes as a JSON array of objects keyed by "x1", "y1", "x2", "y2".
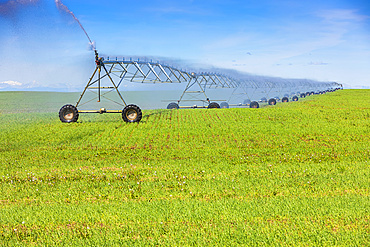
[{"x1": 95, "y1": 50, "x2": 102, "y2": 66}]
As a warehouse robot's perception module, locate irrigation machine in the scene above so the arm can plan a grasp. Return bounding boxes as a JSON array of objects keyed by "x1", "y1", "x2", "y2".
[
  {"x1": 59, "y1": 51, "x2": 240, "y2": 123},
  {"x1": 59, "y1": 50, "x2": 343, "y2": 123}
]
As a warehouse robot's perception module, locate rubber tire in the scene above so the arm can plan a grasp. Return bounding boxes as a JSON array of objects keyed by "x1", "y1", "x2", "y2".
[
  {"x1": 260, "y1": 97, "x2": 267, "y2": 102},
  {"x1": 208, "y1": 102, "x2": 220, "y2": 109},
  {"x1": 122, "y1": 104, "x2": 142, "y2": 123},
  {"x1": 250, "y1": 101, "x2": 259, "y2": 108},
  {"x1": 268, "y1": 98, "x2": 277, "y2": 105},
  {"x1": 282, "y1": 97, "x2": 289, "y2": 103},
  {"x1": 220, "y1": 102, "x2": 229, "y2": 108},
  {"x1": 300, "y1": 93, "x2": 306, "y2": 98},
  {"x1": 59, "y1": 104, "x2": 79, "y2": 123},
  {"x1": 310, "y1": 91, "x2": 315, "y2": 95},
  {"x1": 292, "y1": 96, "x2": 299, "y2": 101},
  {"x1": 243, "y1": 99, "x2": 251, "y2": 105},
  {"x1": 167, "y1": 102, "x2": 179, "y2": 109},
  {"x1": 306, "y1": 92, "x2": 310, "y2": 96}
]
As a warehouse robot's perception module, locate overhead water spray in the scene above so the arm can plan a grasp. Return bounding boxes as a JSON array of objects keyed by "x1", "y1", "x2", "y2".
[{"x1": 54, "y1": 0, "x2": 95, "y2": 50}]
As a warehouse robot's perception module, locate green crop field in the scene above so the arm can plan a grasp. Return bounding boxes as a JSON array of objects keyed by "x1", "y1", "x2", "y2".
[{"x1": 0, "y1": 90, "x2": 369, "y2": 246}]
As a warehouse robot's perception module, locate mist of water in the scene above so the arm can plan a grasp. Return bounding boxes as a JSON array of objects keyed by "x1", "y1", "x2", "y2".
[{"x1": 1, "y1": 0, "x2": 95, "y2": 50}]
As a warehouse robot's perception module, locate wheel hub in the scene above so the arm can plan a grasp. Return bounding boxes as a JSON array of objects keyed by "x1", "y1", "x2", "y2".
[
  {"x1": 126, "y1": 109, "x2": 138, "y2": 121},
  {"x1": 63, "y1": 110, "x2": 74, "y2": 120}
]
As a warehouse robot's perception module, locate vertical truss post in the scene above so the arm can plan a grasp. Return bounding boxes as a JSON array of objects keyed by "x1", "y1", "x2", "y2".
[
  {"x1": 177, "y1": 75, "x2": 210, "y2": 106},
  {"x1": 101, "y1": 64, "x2": 127, "y2": 106},
  {"x1": 98, "y1": 65, "x2": 101, "y2": 102}
]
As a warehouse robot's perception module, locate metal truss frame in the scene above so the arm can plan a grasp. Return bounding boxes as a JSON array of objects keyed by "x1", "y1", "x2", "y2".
[
  {"x1": 73, "y1": 51, "x2": 343, "y2": 113},
  {"x1": 75, "y1": 52, "x2": 241, "y2": 111},
  {"x1": 228, "y1": 80, "x2": 259, "y2": 105},
  {"x1": 176, "y1": 73, "x2": 240, "y2": 106}
]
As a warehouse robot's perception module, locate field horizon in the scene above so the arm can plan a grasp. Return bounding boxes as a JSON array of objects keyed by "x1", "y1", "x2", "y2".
[{"x1": 0, "y1": 89, "x2": 369, "y2": 246}]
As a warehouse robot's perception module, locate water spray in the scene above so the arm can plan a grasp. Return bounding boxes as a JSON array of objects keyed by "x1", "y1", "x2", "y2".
[{"x1": 54, "y1": 0, "x2": 96, "y2": 50}]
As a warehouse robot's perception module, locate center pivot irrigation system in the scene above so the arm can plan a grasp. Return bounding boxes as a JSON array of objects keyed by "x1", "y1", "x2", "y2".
[{"x1": 59, "y1": 50, "x2": 343, "y2": 123}]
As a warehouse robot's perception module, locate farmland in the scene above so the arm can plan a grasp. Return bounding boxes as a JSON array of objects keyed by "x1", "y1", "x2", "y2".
[{"x1": 0, "y1": 89, "x2": 369, "y2": 246}]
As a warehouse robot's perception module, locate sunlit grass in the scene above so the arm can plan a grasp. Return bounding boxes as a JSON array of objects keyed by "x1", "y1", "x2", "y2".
[{"x1": 0, "y1": 89, "x2": 369, "y2": 246}]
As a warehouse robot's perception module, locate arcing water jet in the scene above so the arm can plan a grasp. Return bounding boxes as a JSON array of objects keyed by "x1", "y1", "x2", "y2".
[{"x1": 54, "y1": 0, "x2": 95, "y2": 50}]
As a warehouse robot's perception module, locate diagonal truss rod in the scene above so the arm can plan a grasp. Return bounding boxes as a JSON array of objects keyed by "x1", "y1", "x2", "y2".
[
  {"x1": 104, "y1": 60, "x2": 193, "y2": 83},
  {"x1": 103, "y1": 60, "x2": 241, "y2": 88}
]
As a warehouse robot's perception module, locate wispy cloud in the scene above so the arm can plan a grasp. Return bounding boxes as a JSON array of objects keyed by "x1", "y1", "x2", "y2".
[
  {"x1": 308, "y1": 61, "x2": 329, "y2": 66},
  {"x1": 206, "y1": 7, "x2": 368, "y2": 68},
  {"x1": 317, "y1": 9, "x2": 370, "y2": 22}
]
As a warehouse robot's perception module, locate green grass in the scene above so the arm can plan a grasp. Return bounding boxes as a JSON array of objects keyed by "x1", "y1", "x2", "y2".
[{"x1": 0, "y1": 90, "x2": 369, "y2": 246}]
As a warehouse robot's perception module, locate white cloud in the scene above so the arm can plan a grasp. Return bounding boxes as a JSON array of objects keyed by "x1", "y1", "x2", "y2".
[
  {"x1": 0, "y1": 80, "x2": 22, "y2": 87},
  {"x1": 317, "y1": 9, "x2": 370, "y2": 22}
]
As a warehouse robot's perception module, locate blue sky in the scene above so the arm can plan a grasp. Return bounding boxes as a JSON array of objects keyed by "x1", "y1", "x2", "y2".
[{"x1": 0, "y1": 0, "x2": 369, "y2": 90}]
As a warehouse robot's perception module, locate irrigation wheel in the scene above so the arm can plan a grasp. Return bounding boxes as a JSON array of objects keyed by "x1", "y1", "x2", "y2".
[
  {"x1": 292, "y1": 96, "x2": 299, "y2": 101},
  {"x1": 208, "y1": 102, "x2": 220, "y2": 109},
  {"x1": 250, "y1": 101, "x2": 259, "y2": 108},
  {"x1": 59, "y1": 104, "x2": 79, "y2": 123},
  {"x1": 300, "y1": 93, "x2": 306, "y2": 98},
  {"x1": 122, "y1": 104, "x2": 142, "y2": 123},
  {"x1": 167, "y1": 102, "x2": 179, "y2": 109},
  {"x1": 268, "y1": 98, "x2": 277, "y2": 105},
  {"x1": 220, "y1": 102, "x2": 229, "y2": 108},
  {"x1": 282, "y1": 97, "x2": 289, "y2": 103}
]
